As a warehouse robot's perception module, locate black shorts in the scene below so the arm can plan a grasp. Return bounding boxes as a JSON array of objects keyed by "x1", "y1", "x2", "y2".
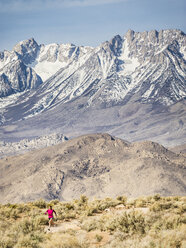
[{"x1": 49, "y1": 217, "x2": 53, "y2": 220}]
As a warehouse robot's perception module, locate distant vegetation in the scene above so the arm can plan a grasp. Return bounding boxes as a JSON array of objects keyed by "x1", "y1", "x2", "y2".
[{"x1": 0, "y1": 195, "x2": 185, "y2": 248}]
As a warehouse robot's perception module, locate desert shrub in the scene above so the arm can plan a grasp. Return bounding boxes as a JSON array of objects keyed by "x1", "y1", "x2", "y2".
[
  {"x1": 171, "y1": 196, "x2": 180, "y2": 201},
  {"x1": 79, "y1": 195, "x2": 88, "y2": 204},
  {"x1": 0, "y1": 220, "x2": 11, "y2": 232},
  {"x1": 81, "y1": 217, "x2": 100, "y2": 232},
  {"x1": 34, "y1": 215, "x2": 49, "y2": 225},
  {"x1": 113, "y1": 230, "x2": 129, "y2": 241},
  {"x1": 116, "y1": 196, "x2": 127, "y2": 205},
  {"x1": 150, "y1": 201, "x2": 173, "y2": 212},
  {"x1": 30, "y1": 207, "x2": 43, "y2": 219},
  {"x1": 64, "y1": 202, "x2": 75, "y2": 210},
  {"x1": 95, "y1": 234, "x2": 103, "y2": 242},
  {"x1": 63, "y1": 211, "x2": 76, "y2": 220},
  {"x1": 32, "y1": 199, "x2": 47, "y2": 208},
  {"x1": 83, "y1": 200, "x2": 101, "y2": 215},
  {"x1": 93, "y1": 197, "x2": 119, "y2": 211},
  {"x1": 49, "y1": 199, "x2": 60, "y2": 205},
  {"x1": 13, "y1": 218, "x2": 44, "y2": 235},
  {"x1": 56, "y1": 207, "x2": 76, "y2": 220},
  {"x1": 0, "y1": 218, "x2": 45, "y2": 248},
  {"x1": 15, "y1": 233, "x2": 43, "y2": 248},
  {"x1": 10, "y1": 209, "x2": 19, "y2": 219},
  {"x1": 73, "y1": 196, "x2": 89, "y2": 212},
  {"x1": 42, "y1": 233, "x2": 88, "y2": 248},
  {"x1": 0, "y1": 207, "x2": 11, "y2": 219},
  {"x1": 0, "y1": 207, "x2": 19, "y2": 220},
  {"x1": 84, "y1": 205, "x2": 99, "y2": 216},
  {"x1": 148, "y1": 229, "x2": 186, "y2": 248},
  {"x1": 153, "y1": 194, "x2": 161, "y2": 201},
  {"x1": 134, "y1": 197, "x2": 148, "y2": 208},
  {"x1": 163, "y1": 215, "x2": 182, "y2": 230},
  {"x1": 175, "y1": 202, "x2": 186, "y2": 214},
  {"x1": 82, "y1": 210, "x2": 147, "y2": 235},
  {"x1": 66, "y1": 196, "x2": 110, "y2": 217},
  {"x1": 147, "y1": 212, "x2": 185, "y2": 235},
  {"x1": 106, "y1": 211, "x2": 146, "y2": 235},
  {"x1": 16, "y1": 203, "x2": 31, "y2": 214},
  {"x1": 150, "y1": 202, "x2": 162, "y2": 212},
  {"x1": 5, "y1": 203, "x2": 18, "y2": 209},
  {"x1": 0, "y1": 237, "x2": 15, "y2": 248},
  {"x1": 126, "y1": 199, "x2": 135, "y2": 209}
]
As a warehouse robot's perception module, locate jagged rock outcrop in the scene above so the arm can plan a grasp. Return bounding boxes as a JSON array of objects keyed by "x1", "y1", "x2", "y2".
[
  {"x1": 13, "y1": 38, "x2": 40, "y2": 64},
  {"x1": 0, "y1": 73, "x2": 13, "y2": 97},
  {"x1": 0, "y1": 60, "x2": 42, "y2": 97},
  {"x1": 0, "y1": 39, "x2": 43, "y2": 96}
]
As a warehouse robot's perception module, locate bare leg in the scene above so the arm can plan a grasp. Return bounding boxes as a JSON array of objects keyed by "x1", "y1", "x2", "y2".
[
  {"x1": 49, "y1": 219, "x2": 53, "y2": 230},
  {"x1": 51, "y1": 219, "x2": 54, "y2": 226}
]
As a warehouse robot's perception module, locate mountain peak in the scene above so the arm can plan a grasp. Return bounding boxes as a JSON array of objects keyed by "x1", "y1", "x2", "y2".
[
  {"x1": 14, "y1": 37, "x2": 38, "y2": 51},
  {"x1": 13, "y1": 38, "x2": 39, "y2": 64},
  {"x1": 125, "y1": 29, "x2": 135, "y2": 42}
]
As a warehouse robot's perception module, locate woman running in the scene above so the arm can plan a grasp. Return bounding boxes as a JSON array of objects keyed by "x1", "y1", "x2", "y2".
[{"x1": 45, "y1": 205, "x2": 57, "y2": 230}]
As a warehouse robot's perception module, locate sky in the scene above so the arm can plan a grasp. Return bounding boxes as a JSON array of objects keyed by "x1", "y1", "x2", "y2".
[{"x1": 0, "y1": 0, "x2": 185, "y2": 51}]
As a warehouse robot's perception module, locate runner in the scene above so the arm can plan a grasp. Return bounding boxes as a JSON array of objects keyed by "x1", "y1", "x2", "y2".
[{"x1": 45, "y1": 205, "x2": 57, "y2": 231}]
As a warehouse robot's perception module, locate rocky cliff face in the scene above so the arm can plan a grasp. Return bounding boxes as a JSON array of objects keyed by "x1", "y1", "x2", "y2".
[
  {"x1": 0, "y1": 40, "x2": 43, "y2": 97},
  {"x1": 0, "y1": 59, "x2": 42, "y2": 97}
]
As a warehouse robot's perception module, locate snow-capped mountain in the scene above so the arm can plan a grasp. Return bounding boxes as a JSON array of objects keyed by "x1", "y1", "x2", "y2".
[
  {"x1": 0, "y1": 29, "x2": 185, "y2": 146},
  {"x1": 0, "y1": 38, "x2": 93, "y2": 97},
  {"x1": 28, "y1": 29, "x2": 186, "y2": 113},
  {"x1": 1, "y1": 30, "x2": 185, "y2": 105}
]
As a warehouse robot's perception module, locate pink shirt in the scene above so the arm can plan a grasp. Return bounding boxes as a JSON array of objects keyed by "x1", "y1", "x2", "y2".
[{"x1": 46, "y1": 209, "x2": 54, "y2": 218}]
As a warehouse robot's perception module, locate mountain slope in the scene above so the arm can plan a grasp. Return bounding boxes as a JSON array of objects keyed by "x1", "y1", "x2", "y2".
[
  {"x1": 0, "y1": 29, "x2": 185, "y2": 146},
  {"x1": 0, "y1": 133, "x2": 185, "y2": 203}
]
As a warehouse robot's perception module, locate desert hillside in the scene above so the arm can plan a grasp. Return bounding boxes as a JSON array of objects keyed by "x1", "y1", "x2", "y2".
[
  {"x1": 0, "y1": 196, "x2": 185, "y2": 248},
  {"x1": 0, "y1": 133, "x2": 185, "y2": 203}
]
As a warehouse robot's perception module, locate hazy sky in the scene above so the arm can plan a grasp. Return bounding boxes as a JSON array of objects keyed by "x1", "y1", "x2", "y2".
[{"x1": 0, "y1": 0, "x2": 185, "y2": 51}]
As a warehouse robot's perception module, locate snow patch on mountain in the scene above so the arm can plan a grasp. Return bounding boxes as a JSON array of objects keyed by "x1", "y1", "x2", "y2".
[
  {"x1": 28, "y1": 59, "x2": 66, "y2": 81},
  {"x1": 27, "y1": 43, "x2": 94, "y2": 81},
  {"x1": 180, "y1": 46, "x2": 186, "y2": 60},
  {"x1": 27, "y1": 44, "x2": 67, "y2": 81},
  {"x1": 118, "y1": 40, "x2": 140, "y2": 76}
]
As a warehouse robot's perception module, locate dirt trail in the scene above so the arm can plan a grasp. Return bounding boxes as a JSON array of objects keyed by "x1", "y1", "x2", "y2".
[{"x1": 45, "y1": 219, "x2": 81, "y2": 233}]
